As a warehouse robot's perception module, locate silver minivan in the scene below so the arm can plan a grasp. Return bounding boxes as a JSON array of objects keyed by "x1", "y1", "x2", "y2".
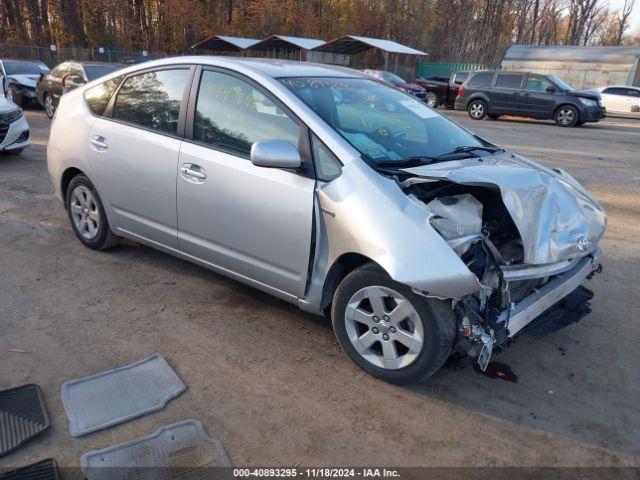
[{"x1": 47, "y1": 57, "x2": 605, "y2": 383}]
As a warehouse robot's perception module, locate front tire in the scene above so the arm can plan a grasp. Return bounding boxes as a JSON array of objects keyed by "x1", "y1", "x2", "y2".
[
  {"x1": 66, "y1": 175, "x2": 118, "y2": 250},
  {"x1": 468, "y1": 99, "x2": 487, "y2": 120},
  {"x1": 3, "y1": 149, "x2": 23, "y2": 156},
  {"x1": 426, "y1": 91, "x2": 439, "y2": 108},
  {"x1": 555, "y1": 105, "x2": 578, "y2": 127},
  {"x1": 43, "y1": 93, "x2": 55, "y2": 119},
  {"x1": 331, "y1": 265, "x2": 456, "y2": 384}
]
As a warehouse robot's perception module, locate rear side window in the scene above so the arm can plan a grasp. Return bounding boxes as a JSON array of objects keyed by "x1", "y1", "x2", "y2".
[
  {"x1": 112, "y1": 69, "x2": 190, "y2": 134},
  {"x1": 84, "y1": 76, "x2": 123, "y2": 116},
  {"x1": 603, "y1": 87, "x2": 626, "y2": 95},
  {"x1": 495, "y1": 74, "x2": 524, "y2": 89},
  {"x1": 193, "y1": 69, "x2": 299, "y2": 156},
  {"x1": 468, "y1": 72, "x2": 493, "y2": 88},
  {"x1": 452, "y1": 72, "x2": 468, "y2": 85},
  {"x1": 628, "y1": 89, "x2": 639, "y2": 97}
]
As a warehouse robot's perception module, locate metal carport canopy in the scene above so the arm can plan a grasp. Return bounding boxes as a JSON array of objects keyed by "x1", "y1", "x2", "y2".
[
  {"x1": 249, "y1": 35, "x2": 326, "y2": 51},
  {"x1": 191, "y1": 35, "x2": 260, "y2": 52},
  {"x1": 312, "y1": 35, "x2": 428, "y2": 56}
]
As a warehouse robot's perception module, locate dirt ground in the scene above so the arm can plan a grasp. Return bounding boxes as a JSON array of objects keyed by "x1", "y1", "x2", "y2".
[{"x1": 1, "y1": 109, "x2": 639, "y2": 476}]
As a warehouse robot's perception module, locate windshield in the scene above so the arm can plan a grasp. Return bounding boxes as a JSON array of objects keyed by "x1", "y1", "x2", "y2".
[
  {"x1": 548, "y1": 74, "x2": 574, "y2": 92},
  {"x1": 83, "y1": 64, "x2": 122, "y2": 80},
  {"x1": 3, "y1": 61, "x2": 49, "y2": 75},
  {"x1": 279, "y1": 77, "x2": 489, "y2": 165}
]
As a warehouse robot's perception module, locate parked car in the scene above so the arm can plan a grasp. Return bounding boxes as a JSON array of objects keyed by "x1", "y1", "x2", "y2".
[
  {"x1": 415, "y1": 70, "x2": 470, "y2": 108},
  {"x1": 596, "y1": 86, "x2": 640, "y2": 116},
  {"x1": 47, "y1": 57, "x2": 605, "y2": 383},
  {"x1": 455, "y1": 71, "x2": 606, "y2": 127},
  {"x1": 362, "y1": 69, "x2": 428, "y2": 101},
  {"x1": 0, "y1": 59, "x2": 50, "y2": 107},
  {"x1": 36, "y1": 61, "x2": 124, "y2": 118},
  {"x1": 0, "y1": 95, "x2": 30, "y2": 155}
]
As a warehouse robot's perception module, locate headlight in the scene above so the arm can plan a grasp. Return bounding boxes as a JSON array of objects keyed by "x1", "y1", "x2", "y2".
[{"x1": 578, "y1": 97, "x2": 597, "y2": 107}]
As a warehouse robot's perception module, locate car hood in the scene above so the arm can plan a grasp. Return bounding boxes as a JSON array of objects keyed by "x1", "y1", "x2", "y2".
[
  {"x1": 567, "y1": 89, "x2": 601, "y2": 100},
  {"x1": 403, "y1": 152, "x2": 606, "y2": 265},
  {"x1": 9, "y1": 74, "x2": 40, "y2": 88},
  {"x1": 0, "y1": 95, "x2": 19, "y2": 112}
]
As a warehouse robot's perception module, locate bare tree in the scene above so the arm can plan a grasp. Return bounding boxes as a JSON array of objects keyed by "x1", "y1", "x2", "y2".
[{"x1": 615, "y1": 0, "x2": 636, "y2": 44}]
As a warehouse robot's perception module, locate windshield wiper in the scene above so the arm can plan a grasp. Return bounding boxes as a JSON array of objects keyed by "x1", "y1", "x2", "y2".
[
  {"x1": 374, "y1": 157, "x2": 440, "y2": 169},
  {"x1": 438, "y1": 146, "x2": 503, "y2": 158}
]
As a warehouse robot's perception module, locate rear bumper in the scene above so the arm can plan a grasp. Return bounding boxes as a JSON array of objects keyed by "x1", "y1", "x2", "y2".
[{"x1": 502, "y1": 250, "x2": 601, "y2": 337}]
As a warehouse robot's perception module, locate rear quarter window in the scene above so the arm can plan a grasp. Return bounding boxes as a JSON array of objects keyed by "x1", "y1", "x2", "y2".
[{"x1": 468, "y1": 72, "x2": 494, "y2": 88}]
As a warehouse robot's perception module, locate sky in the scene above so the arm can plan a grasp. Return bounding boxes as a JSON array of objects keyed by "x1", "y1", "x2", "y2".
[{"x1": 609, "y1": 0, "x2": 640, "y2": 35}]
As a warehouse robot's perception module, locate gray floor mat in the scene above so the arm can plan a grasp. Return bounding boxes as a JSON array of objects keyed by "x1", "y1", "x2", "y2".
[
  {"x1": 81, "y1": 420, "x2": 232, "y2": 480},
  {"x1": 61, "y1": 354, "x2": 186, "y2": 437}
]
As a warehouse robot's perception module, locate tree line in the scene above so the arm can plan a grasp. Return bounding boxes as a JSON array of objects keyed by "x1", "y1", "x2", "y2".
[{"x1": 0, "y1": 0, "x2": 637, "y2": 64}]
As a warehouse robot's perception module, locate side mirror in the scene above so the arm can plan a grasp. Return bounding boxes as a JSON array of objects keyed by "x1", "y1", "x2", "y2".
[
  {"x1": 546, "y1": 85, "x2": 556, "y2": 93},
  {"x1": 250, "y1": 140, "x2": 301, "y2": 169}
]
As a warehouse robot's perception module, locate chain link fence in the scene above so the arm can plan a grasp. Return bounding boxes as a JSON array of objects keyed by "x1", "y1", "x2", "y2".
[{"x1": 0, "y1": 42, "x2": 167, "y2": 67}]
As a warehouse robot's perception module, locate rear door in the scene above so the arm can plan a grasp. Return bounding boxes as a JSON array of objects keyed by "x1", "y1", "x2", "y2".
[
  {"x1": 520, "y1": 74, "x2": 557, "y2": 117},
  {"x1": 176, "y1": 67, "x2": 316, "y2": 297},
  {"x1": 491, "y1": 73, "x2": 525, "y2": 114},
  {"x1": 600, "y1": 87, "x2": 627, "y2": 113},
  {"x1": 88, "y1": 66, "x2": 193, "y2": 248}
]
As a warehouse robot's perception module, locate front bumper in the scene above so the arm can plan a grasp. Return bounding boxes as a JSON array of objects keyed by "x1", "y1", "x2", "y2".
[
  {"x1": 0, "y1": 114, "x2": 31, "y2": 151},
  {"x1": 501, "y1": 250, "x2": 601, "y2": 337},
  {"x1": 580, "y1": 106, "x2": 606, "y2": 122}
]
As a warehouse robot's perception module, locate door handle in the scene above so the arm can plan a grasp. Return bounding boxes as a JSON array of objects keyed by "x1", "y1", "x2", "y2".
[
  {"x1": 90, "y1": 136, "x2": 108, "y2": 150},
  {"x1": 180, "y1": 164, "x2": 207, "y2": 180}
]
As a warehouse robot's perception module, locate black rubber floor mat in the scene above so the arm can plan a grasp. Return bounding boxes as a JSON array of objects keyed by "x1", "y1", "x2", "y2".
[
  {"x1": 0, "y1": 385, "x2": 50, "y2": 458},
  {"x1": 0, "y1": 459, "x2": 59, "y2": 480}
]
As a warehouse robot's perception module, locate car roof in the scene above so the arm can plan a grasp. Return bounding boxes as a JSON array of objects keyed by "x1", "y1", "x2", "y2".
[{"x1": 118, "y1": 56, "x2": 364, "y2": 79}]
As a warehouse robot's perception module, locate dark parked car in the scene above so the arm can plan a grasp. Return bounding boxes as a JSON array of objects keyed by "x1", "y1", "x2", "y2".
[
  {"x1": 362, "y1": 69, "x2": 428, "y2": 101},
  {"x1": 0, "y1": 59, "x2": 50, "y2": 107},
  {"x1": 36, "y1": 61, "x2": 123, "y2": 118},
  {"x1": 454, "y1": 71, "x2": 606, "y2": 127},
  {"x1": 415, "y1": 70, "x2": 470, "y2": 108}
]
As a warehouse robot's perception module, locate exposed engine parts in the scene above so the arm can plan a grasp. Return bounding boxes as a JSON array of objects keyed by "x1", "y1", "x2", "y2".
[{"x1": 402, "y1": 179, "x2": 600, "y2": 371}]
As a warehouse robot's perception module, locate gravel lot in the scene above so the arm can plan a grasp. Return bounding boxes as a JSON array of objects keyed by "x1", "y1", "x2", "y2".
[{"x1": 1, "y1": 109, "x2": 639, "y2": 475}]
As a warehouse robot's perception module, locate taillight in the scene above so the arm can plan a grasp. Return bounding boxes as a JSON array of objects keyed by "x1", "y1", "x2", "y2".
[{"x1": 458, "y1": 87, "x2": 464, "y2": 96}]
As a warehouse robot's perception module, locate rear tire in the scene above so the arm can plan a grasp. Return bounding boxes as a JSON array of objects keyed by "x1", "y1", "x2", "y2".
[
  {"x1": 468, "y1": 99, "x2": 487, "y2": 120},
  {"x1": 554, "y1": 105, "x2": 578, "y2": 127},
  {"x1": 331, "y1": 264, "x2": 456, "y2": 384},
  {"x1": 66, "y1": 174, "x2": 119, "y2": 250}
]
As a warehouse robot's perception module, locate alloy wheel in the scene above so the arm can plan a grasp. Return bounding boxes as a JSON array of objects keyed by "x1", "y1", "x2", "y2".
[
  {"x1": 469, "y1": 102, "x2": 484, "y2": 119},
  {"x1": 426, "y1": 92, "x2": 438, "y2": 108},
  {"x1": 44, "y1": 95, "x2": 54, "y2": 118},
  {"x1": 557, "y1": 108, "x2": 575, "y2": 126},
  {"x1": 70, "y1": 186, "x2": 100, "y2": 240},
  {"x1": 344, "y1": 286, "x2": 424, "y2": 370}
]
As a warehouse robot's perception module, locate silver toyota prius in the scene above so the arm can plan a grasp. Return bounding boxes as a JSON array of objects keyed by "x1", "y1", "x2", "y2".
[{"x1": 47, "y1": 57, "x2": 606, "y2": 383}]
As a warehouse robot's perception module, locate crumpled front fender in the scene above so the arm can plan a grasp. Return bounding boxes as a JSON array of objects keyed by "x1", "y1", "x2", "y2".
[{"x1": 316, "y1": 161, "x2": 481, "y2": 299}]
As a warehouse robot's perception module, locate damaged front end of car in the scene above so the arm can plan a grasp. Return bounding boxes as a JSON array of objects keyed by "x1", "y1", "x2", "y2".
[{"x1": 399, "y1": 153, "x2": 606, "y2": 370}]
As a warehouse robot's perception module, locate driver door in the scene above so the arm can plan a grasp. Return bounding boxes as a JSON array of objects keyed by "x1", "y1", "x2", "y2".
[{"x1": 177, "y1": 68, "x2": 315, "y2": 297}]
